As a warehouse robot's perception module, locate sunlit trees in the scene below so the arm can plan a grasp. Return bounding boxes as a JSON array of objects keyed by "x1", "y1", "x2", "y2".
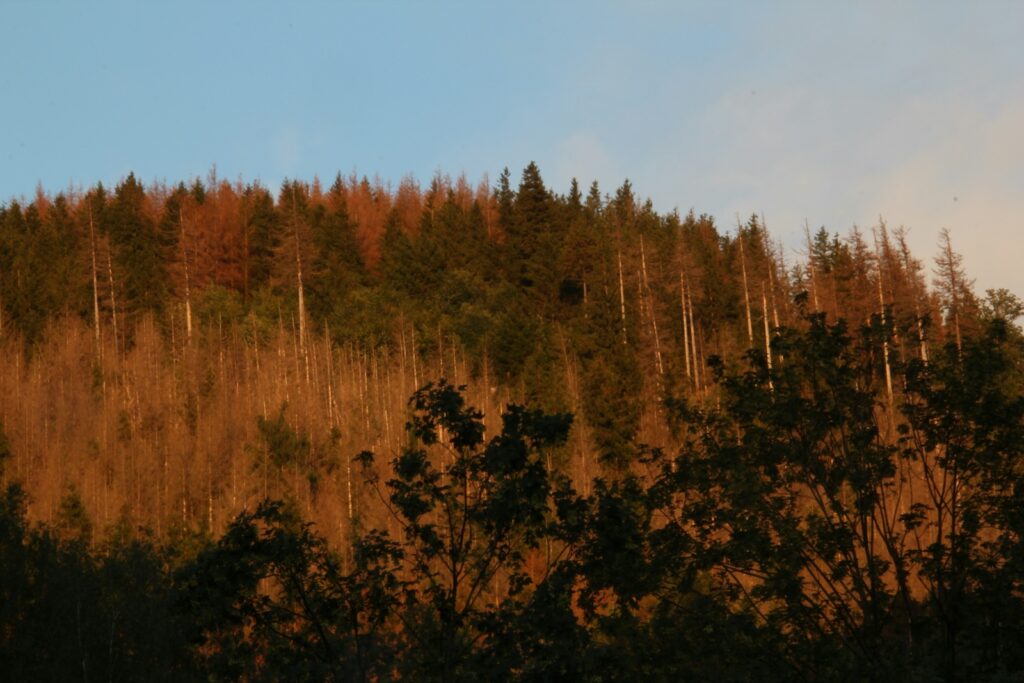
[
  {"x1": 0, "y1": 197, "x2": 83, "y2": 347},
  {"x1": 241, "y1": 183, "x2": 281, "y2": 299},
  {"x1": 0, "y1": 163, "x2": 1007, "y2": 595},
  {"x1": 934, "y1": 228, "x2": 977, "y2": 354},
  {"x1": 507, "y1": 162, "x2": 561, "y2": 307},
  {"x1": 308, "y1": 190, "x2": 366, "y2": 323},
  {"x1": 107, "y1": 173, "x2": 170, "y2": 322}
]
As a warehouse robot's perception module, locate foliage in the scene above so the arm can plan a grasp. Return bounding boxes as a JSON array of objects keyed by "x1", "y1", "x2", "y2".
[{"x1": 1, "y1": 164, "x2": 1023, "y2": 680}]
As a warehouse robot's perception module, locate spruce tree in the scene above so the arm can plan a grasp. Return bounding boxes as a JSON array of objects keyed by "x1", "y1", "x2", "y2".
[
  {"x1": 506, "y1": 162, "x2": 562, "y2": 308},
  {"x1": 107, "y1": 173, "x2": 170, "y2": 318},
  {"x1": 934, "y1": 228, "x2": 977, "y2": 353},
  {"x1": 242, "y1": 183, "x2": 281, "y2": 298},
  {"x1": 308, "y1": 199, "x2": 365, "y2": 322}
]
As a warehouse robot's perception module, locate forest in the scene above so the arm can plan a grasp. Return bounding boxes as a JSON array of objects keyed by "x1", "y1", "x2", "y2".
[{"x1": 1, "y1": 163, "x2": 1022, "y2": 681}]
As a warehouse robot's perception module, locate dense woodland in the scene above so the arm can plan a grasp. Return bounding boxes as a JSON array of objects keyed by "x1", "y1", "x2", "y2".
[{"x1": 1, "y1": 164, "x2": 1022, "y2": 680}]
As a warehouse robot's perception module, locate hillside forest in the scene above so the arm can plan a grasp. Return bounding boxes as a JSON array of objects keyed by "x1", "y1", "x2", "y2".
[{"x1": 1, "y1": 164, "x2": 1022, "y2": 681}]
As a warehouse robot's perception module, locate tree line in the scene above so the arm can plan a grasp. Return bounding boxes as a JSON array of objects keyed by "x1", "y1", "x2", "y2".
[{"x1": 1, "y1": 164, "x2": 1022, "y2": 679}]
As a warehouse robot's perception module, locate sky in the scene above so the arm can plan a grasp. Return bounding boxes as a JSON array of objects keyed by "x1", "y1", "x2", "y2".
[{"x1": 2, "y1": 1, "x2": 1022, "y2": 295}]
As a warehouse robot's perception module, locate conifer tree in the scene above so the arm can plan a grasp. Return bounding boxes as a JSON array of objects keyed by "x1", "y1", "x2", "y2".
[
  {"x1": 107, "y1": 173, "x2": 170, "y2": 319},
  {"x1": 158, "y1": 184, "x2": 194, "y2": 336},
  {"x1": 495, "y1": 166, "x2": 514, "y2": 238},
  {"x1": 0, "y1": 198, "x2": 81, "y2": 346},
  {"x1": 378, "y1": 208, "x2": 417, "y2": 296},
  {"x1": 577, "y1": 279, "x2": 642, "y2": 466},
  {"x1": 507, "y1": 162, "x2": 560, "y2": 306},
  {"x1": 934, "y1": 228, "x2": 976, "y2": 354},
  {"x1": 308, "y1": 197, "x2": 365, "y2": 322},
  {"x1": 241, "y1": 183, "x2": 280, "y2": 299}
]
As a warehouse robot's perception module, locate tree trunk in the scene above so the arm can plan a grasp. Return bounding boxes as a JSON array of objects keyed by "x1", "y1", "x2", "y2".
[
  {"x1": 639, "y1": 235, "x2": 664, "y2": 378},
  {"x1": 88, "y1": 205, "x2": 102, "y2": 359},
  {"x1": 687, "y1": 284, "x2": 700, "y2": 393},
  {"x1": 873, "y1": 229, "x2": 895, "y2": 410},
  {"x1": 739, "y1": 235, "x2": 754, "y2": 346},
  {"x1": 617, "y1": 245, "x2": 628, "y2": 345},
  {"x1": 762, "y1": 282, "x2": 774, "y2": 392},
  {"x1": 106, "y1": 248, "x2": 120, "y2": 361},
  {"x1": 179, "y1": 208, "x2": 193, "y2": 340},
  {"x1": 804, "y1": 222, "x2": 820, "y2": 312},
  {"x1": 680, "y1": 272, "x2": 691, "y2": 381}
]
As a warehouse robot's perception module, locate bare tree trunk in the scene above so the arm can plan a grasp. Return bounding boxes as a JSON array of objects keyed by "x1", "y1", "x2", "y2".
[
  {"x1": 382, "y1": 351, "x2": 393, "y2": 449},
  {"x1": 696, "y1": 323, "x2": 707, "y2": 398},
  {"x1": 399, "y1": 315, "x2": 409, "y2": 394},
  {"x1": 768, "y1": 264, "x2": 781, "y2": 329},
  {"x1": 617, "y1": 245, "x2": 628, "y2": 345},
  {"x1": 242, "y1": 202, "x2": 250, "y2": 302},
  {"x1": 687, "y1": 284, "x2": 700, "y2": 393},
  {"x1": 179, "y1": 207, "x2": 193, "y2": 340},
  {"x1": 88, "y1": 205, "x2": 102, "y2": 359},
  {"x1": 207, "y1": 455, "x2": 214, "y2": 531},
  {"x1": 768, "y1": 263, "x2": 785, "y2": 366},
  {"x1": 411, "y1": 323, "x2": 420, "y2": 388},
  {"x1": 106, "y1": 249, "x2": 119, "y2": 361},
  {"x1": 739, "y1": 234, "x2": 754, "y2": 346},
  {"x1": 762, "y1": 282, "x2": 774, "y2": 392},
  {"x1": 873, "y1": 229, "x2": 895, "y2": 409},
  {"x1": 438, "y1": 323, "x2": 445, "y2": 377},
  {"x1": 940, "y1": 230, "x2": 964, "y2": 357},
  {"x1": 639, "y1": 235, "x2": 664, "y2": 379},
  {"x1": 252, "y1": 314, "x2": 267, "y2": 418},
  {"x1": 774, "y1": 236, "x2": 793, "y2": 322},
  {"x1": 804, "y1": 221, "x2": 820, "y2": 312},
  {"x1": 898, "y1": 233, "x2": 929, "y2": 363},
  {"x1": 291, "y1": 188, "x2": 308, "y2": 363},
  {"x1": 325, "y1": 322, "x2": 336, "y2": 428},
  {"x1": 295, "y1": 260, "x2": 306, "y2": 352},
  {"x1": 830, "y1": 270, "x2": 841, "y2": 321},
  {"x1": 680, "y1": 272, "x2": 691, "y2": 381},
  {"x1": 917, "y1": 311, "x2": 929, "y2": 363}
]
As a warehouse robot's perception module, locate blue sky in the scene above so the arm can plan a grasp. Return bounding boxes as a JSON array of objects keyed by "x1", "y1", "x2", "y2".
[{"x1": 2, "y1": 1, "x2": 1022, "y2": 295}]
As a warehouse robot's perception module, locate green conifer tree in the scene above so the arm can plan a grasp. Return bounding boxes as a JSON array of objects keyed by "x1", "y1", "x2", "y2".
[{"x1": 107, "y1": 173, "x2": 170, "y2": 318}]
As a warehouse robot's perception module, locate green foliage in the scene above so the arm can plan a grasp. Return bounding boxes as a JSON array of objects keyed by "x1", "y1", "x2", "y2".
[
  {"x1": 663, "y1": 313, "x2": 906, "y2": 679},
  {"x1": 194, "y1": 283, "x2": 246, "y2": 328},
  {"x1": 0, "y1": 479, "x2": 196, "y2": 681},
  {"x1": 505, "y1": 162, "x2": 563, "y2": 307},
  {"x1": 2, "y1": 350, "x2": 1023, "y2": 680},
  {"x1": 243, "y1": 184, "x2": 281, "y2": 296},
  {"x1": 489, "y1": 289, "x2": 541, "y2": 380},
  {"x1": 899, "y1": 320, "x2": 1024, "y2": 679},
  {"x1": 0, "y1": 197, "x2": 83, "y2": 347},
  {"x1": 108, "y1": 173, "x2": 171, "y2": 318},
  {"x1": 56, "y1": 485, "x2": 93, "y2": 545},
  {"x1": 982, "y1": 287, "x2": 1024, "y2": 323},
  {"x1": 326, "y1": 284, "x2": 397, "y2": 348},
  {"x1": 3, "y1": 164, "x2": 1024, "y2": 680},
  {"x1": 250, "y1": 403, "x2": 312, "y2": 497},
  {"x1": 658, "y1": 312, "x2": 1024, "y2": 681},
  {"x1": 308, "y1": 200, "x2": 366, "y2": 322},
  {"x1": 178, "y1": 498, "x2": 402, "y2": 681},
  {"x1": 378, "y1": 209, "x2": 418, "y2": 296},
  {"x1": 577, "y1": 285, "x2": 642, "y2": 466},
  {"x1": 359, "y1": 380, "x2": 574, "y2": 680}
]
